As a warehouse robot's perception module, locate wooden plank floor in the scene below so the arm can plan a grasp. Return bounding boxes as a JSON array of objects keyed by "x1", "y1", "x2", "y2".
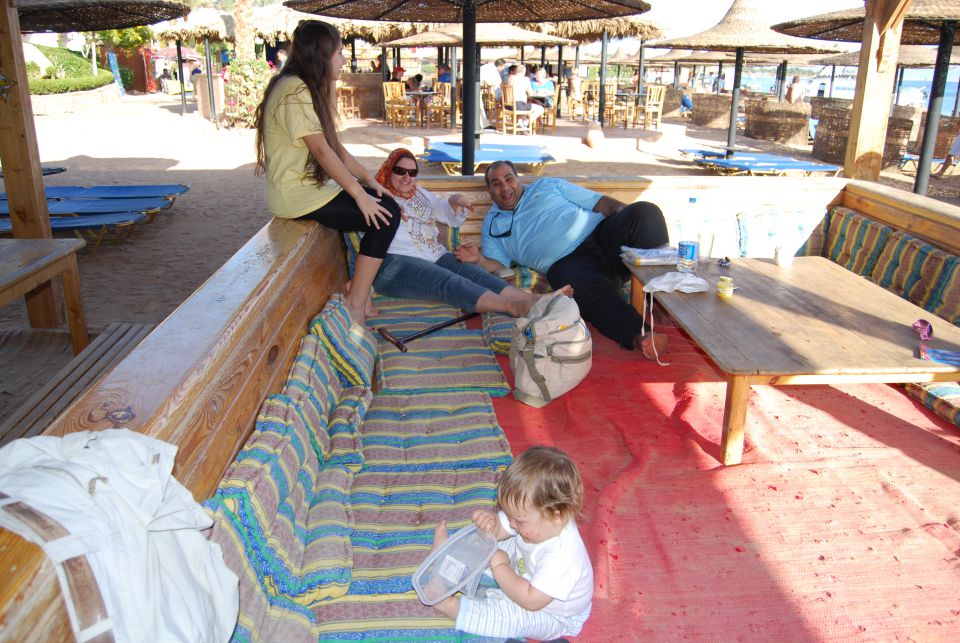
[{"x1": 0, "y1": 328, "x2": 77, "y2": 422}]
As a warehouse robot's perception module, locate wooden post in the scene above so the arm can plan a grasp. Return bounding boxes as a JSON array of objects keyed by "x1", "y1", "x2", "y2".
[
  {"x1": 0, "y1": 0, "x2": 65, "y2": 328},
  {"x1": 842, "y1": 0, "x2": 908, "y2": 180}
]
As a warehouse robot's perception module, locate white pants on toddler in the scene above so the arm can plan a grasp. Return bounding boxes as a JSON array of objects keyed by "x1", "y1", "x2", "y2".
[{"x1": 455, "y1": 588, "x2": 588, "y2": 640}]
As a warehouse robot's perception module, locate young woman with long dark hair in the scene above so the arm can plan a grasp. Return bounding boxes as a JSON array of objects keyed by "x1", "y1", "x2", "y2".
[{"x1": 255, "y1": 20, "x2": 401, "y2": 322}]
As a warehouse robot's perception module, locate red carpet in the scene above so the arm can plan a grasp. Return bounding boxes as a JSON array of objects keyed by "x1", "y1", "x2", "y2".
[{"x1": 489, "y1": 322, "x2": 960, "y2": 641}]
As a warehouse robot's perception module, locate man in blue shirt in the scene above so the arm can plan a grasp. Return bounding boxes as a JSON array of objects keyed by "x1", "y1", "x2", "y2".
[{"x1": 456, "y1": 161, "x2": 669, "y2": 358}]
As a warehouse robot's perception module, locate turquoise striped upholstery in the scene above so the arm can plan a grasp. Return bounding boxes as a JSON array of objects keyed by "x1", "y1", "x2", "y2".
[
  {"x1": 309, "y1": 295, "x2": 379, "y2": 389},
  {"x1": 373, "y1": 297, "x2": 509, "y2": 396},
  {"x1": 327, "y1": 386, "x2": 372, "y2": 472},
  {"x1": 925, "y1": 259, "x2": 960, "y2": 325},
  {"x1": 870, "y1": 230, "x2": 959, "y2": 311},
  {"x1": 904, "y1": 382, "x2": 960, "y2": 429},
  {"x1": 205, "y1": 394, "x2": 355, "y2": 614},
  {"x1": 822, "y1": 206, "x2": 893, "y2": 276}
]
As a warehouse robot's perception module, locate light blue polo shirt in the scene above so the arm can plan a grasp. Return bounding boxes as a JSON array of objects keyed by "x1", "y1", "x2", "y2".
[{"x1": 481, "y1": 178, "x2": 603, "y2": 274}]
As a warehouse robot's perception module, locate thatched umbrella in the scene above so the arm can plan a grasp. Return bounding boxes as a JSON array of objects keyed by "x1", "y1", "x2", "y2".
[
  {"x1": 652, "y1": 0, "x2": 837, "y2": 156},
  {"x1": 286, "y1": 0, "x2": 651, "y2": 175},
  {"x1": 152, "y1": 7, "x2": 234, "y2": 119},
  {"x1": 18, "y1": 0, "x2": 185, "y2": 32},
  {"x1": 773, "y1": 0, "x2": 960, "y2": 195}
]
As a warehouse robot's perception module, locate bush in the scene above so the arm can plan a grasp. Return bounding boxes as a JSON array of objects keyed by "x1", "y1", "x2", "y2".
[
  {"x1": 118, "y1": 66, "x2": 134, "y2": 89},
  {"x1": 34, "y1": 44, "x2": 95, "y2": 78},
  {"x1": 223, "y1": 59, "x2": 273, "y2": 128},
  {"x1": 25, "y1": 61, "x2": 41, "y2": 79},
  {"x1": 29, "y1": 69, "x2": 115, "y2": 95}
]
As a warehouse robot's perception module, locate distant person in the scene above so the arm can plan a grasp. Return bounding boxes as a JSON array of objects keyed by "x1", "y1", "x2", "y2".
[
  {"x1": 190, "y1": 62, "x2": 202, "y2": 77},
  {"x1": 480, "y1": 58, "x2": 506, "y2": 99},
  {"x1": 506, "y1": 64, "x2": 544, "y2": 129},
  {"x1": 529, "y1": 68, "x2": 556, "y2": 108},
  {"x1": 437, "y1": 64, "x2": 451, "y2": 83},
  {"x1": 371, "y1": 54, "x2": 383, "y2": 73},
  {"x1": 680, "y1": 92, "x2": 694, "y2": 116},
  {"x1": 405, "y1": 73, "x2": 422, "y2": 92},
  {"x1": 391, "y1": 66, "x2": 405, "y2": 82},
  {"x1": 785, "y1": 75, "x2": 807, "y2": 104},
  {"x1": 276, "y1": 49, "x2": 288, "y2": 70}
]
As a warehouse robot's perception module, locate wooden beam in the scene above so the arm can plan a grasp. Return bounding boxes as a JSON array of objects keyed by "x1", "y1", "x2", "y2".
[
  {"x1": 874, "y1": 0, "x2": 914, "y2": 35},
  {"x1": 842, "y1": 0, "x2": 905, "y2": 181},
  {"x1": 0, "y1": 0, "x2": 65, "y2": 327}
]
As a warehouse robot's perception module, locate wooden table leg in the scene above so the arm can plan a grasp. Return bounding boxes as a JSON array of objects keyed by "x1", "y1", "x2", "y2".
[
  {"x1": 720, "y1": 375, "x2": 750, "y2": 465},
  {"x1": 60, "y1": 253, "x2": 88, "y2": 354}
]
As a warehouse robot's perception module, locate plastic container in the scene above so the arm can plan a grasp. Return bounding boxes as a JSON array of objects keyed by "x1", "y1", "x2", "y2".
[
  {"x1": 716, "y1": 276, "x2": 735, "y2": 299},
  {"x1": 413, "y1": 525, "x2": 498, "y2": 605}
]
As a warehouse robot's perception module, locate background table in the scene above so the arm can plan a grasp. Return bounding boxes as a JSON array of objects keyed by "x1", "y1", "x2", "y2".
[{"x1": 0, "y1": 238, "x2": 88, "y2": 354}]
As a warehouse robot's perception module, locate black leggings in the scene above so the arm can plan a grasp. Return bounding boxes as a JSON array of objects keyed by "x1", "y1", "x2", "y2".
[{"x1": 298, "y1": 187, "x2": 401, "y2": 259}]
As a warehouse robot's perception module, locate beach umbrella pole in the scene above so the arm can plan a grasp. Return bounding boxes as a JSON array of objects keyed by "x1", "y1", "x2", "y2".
[
  {"x1": 599, "y1": 31, "x2": 609, "y2": 127},
  {"x1": 726, "y1": 47, "x2": 744, "y2": 157},
  {"x1": 176, "y1": 40, "x2": 187, "y2": 116},
  {"x1": 953, "y1": 74, "x2": 959, "y2": 117},
  {"x1": 204, "y1": 37, "x2": 216, "y2": 124},
  {"x1": 894, "y1": 65, "x2": 904, "y2": 105},
  {"x1": 716, "y1": 61, "x2": 723, "y2": 94},
  {"x1": 829, "y1": 65, "x2": 836, "y2": 98},
  {"x1": 638, "y1": 39, "x2": 645, "y2": 94},
  {"x1": 461, "y1": 1, "x2": 477, "y2": 175},
  {"x1": 350, "y1": 41, "x2": 356, "y2": 72},
  {"x1": 914, "y1": 20, "x2": 955, "y2": 195},
  {"x1": 450, "y1": 47, "x2": 458, "y2": 129}
]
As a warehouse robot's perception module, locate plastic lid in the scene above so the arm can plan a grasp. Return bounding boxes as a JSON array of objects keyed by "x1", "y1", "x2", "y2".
[{"x1": 412, "y1": 525, "x2": 498, "y2": 606}]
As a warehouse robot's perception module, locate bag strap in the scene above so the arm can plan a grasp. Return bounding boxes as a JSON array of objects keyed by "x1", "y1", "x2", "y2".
[{"x1": 521, "y1": 340, "x2": 552, "y2": 403}]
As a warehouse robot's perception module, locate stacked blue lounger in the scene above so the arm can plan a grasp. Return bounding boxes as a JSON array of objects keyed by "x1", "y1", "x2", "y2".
[{"x1": 422, "y1": 141, "x2": 555, "y2": 167}]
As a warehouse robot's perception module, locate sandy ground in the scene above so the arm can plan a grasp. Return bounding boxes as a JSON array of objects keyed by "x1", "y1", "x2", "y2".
[{"x1": 1, "y1": 91, "x2": 958, "y2": 418}]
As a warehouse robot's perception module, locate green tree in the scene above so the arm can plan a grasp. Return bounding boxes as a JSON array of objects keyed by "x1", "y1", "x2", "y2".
[{"x1": 97, "y1": 26, "x2": 153, "y2": 52}]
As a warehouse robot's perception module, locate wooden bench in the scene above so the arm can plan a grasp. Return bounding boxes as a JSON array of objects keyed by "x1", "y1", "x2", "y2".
[
  {"x1": 0, "y1": 322, "x2": 155, "y2": 448},
  {"x1": 2, "y1": 176, "x2": 958, "y2": 639}
]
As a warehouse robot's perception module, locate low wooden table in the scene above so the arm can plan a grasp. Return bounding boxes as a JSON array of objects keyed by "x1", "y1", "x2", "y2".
[
  {"x1": 0, "y1": 238, "x2": 88, "y2": 354},
  {"x1": 628, "y1": 256, "x2": 960, "y2": 465}
]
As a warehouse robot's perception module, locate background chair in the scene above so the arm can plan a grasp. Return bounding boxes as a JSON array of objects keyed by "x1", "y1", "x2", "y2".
[
  {"x1": 337, "y1": 82, "x2": 360, "y2": 120},
  {"x1": 383, "y1": 82, "x2": 415, "y2": 128},
  {"x1": 538, "y1": 84, "x2": 563, "y2": 133},
  {"x1": 634, "y1": 84, "x2": 666, "y2": 129},
  {"x1": 500, "y1": 84, "x2": 533, "y2": 135},
  {"x1": 425, "y1": 82, "x2": 452, "y2": 128}
]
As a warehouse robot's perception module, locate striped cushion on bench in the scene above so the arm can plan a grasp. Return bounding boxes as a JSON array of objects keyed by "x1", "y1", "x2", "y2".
[
  {"x1": 309, "y1": 295, "x2": 379, "y2": 389},
  {"x1": 823, "y1": 206, "x2": 893, "y2": 276},
  {"x1": 921, "y1": 259, "x2": 960, "y2": 325},
  {"x1": 904, "y1": 382, "x2": 960, "y2": 430},
  {"x1": 870, "y1": 230, "x2": 960, "y2": 312},
  {"x1": 205, "y1": 394, "x2": 355, "y2": 616}
]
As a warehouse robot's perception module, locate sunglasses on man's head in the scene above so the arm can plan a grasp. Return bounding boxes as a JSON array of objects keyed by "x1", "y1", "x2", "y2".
[{"x1": 392, "y1": 165, "x2": 419, "y2": 177}]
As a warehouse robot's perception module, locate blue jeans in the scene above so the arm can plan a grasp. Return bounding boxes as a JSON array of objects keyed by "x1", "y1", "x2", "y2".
[{"x1": 373, "y1": 252, "x2": 508, "y2": 312}]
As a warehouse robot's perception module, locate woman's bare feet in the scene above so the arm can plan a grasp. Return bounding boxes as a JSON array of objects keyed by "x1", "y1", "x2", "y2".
[
  {"x1": 635, "y1": 331, "x2": 668, "y2": 360},
  {"x1": 344, "y1": 280, "x2": 379, "y2": 321}
]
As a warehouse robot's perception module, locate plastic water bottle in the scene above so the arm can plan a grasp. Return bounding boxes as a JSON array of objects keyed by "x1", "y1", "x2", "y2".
[{"x1": 677, "y1": 197, "x2": 699, "y2": 273}]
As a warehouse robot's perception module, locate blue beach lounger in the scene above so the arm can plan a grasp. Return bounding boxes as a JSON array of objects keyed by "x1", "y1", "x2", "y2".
[
  {"x1": 421, "y1": 141, "x2": 556, "y2": 175},
  {"x1": 0, "y1": 197, "x2": 173, "y2": 220},
  {"x1": 696, "y1": 155, "x2": 840, "y2": 176},
  {"x1": 0, "y1": 212, "x2": 146, "y2": 249},
  {"x1": 1, "y1": 184, "x2": 190, "y2": 201}
]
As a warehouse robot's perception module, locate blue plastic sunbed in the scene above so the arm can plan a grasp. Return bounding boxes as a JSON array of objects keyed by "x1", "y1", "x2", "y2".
[
  {"x1": 421, "y1": 142, "x2": 556, "y2": 175},
  {"x1": 0, "y1": 197, "x2": 173, "y2": 216},
  {"x1": 679, "y1": 148, "x2": 725, "y2": 158},
  {"x1": 0, "y1": 212, "x2": 146, "y2": 249},
  {"x1": 899, "y1": 153, "x2": 946, "y2": 171},
  {"x1": 695, "y1": 156, "x2": 840, "y2": 176},
  {"x1": 1, "y1": 184, "x2": 190, "y2": 200}
]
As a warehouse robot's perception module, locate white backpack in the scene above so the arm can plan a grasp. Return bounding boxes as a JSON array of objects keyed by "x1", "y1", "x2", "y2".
[{"x1": 510, "y1": 295, "x2": 592, "y2": 408}]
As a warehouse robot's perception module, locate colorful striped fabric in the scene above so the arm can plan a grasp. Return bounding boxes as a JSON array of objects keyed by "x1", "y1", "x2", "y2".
[
  {"x1": 282, "y1": 334, "x2": 342, "y2": 456},
  {"x1": 871, "y1": 230, "x2": 960, "y2": 313},
  {"x1": 312, "y1": 390, "x2": 512, "y2": 641},
  {"x1": 373, "y1": 298, "x2": 509, "y2": 397},
  {"x1": 822, "y1": 206, "x2": 893, "y2": 276},
  {"x1": 481, "y1": 312, "x2": 514, "y2": 355},
  {"x1": 205, "y1": 393, "x2": 356, "y2": 619},
  {"x1": 904, "y1": 382, "x2": 960, "y2": 429},
  {"x1": 327, "y1": 387, "x2": 372, "y2": 473},
  {"x1": 508, "y1": 266, "x2": 552, "y2": 293},
  {"x1": 925, "y1": 260, "x2": 960, "y2": 325},
  {"x1": 309, "y1": 295, "x2": 379, "y2": 389}
]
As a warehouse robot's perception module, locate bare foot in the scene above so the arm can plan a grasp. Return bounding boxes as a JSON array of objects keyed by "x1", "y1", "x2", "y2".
[
  {"x1": 344, "y1": 281, "x2": 379, "y2": 320},
  {"x1": 635, "y1": 332, "x2": 668, "y2": 360}
]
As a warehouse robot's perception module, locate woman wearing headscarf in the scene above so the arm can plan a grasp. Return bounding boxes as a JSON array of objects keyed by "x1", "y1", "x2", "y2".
[{"x1": 372, "y1": 149, "x2": 569, "y2": 316}]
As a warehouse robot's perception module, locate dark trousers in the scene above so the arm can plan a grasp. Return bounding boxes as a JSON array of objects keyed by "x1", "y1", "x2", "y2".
[
  {"x1": 299, "y1": 187, "x2": 401, "y2": 259},
  {"x1": 546, "y1": 201, "x2": 669, "y2": 349}
]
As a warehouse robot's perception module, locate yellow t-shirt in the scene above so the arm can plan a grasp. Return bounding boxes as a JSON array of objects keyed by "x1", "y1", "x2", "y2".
[{"x1": 263, "y1": 75, "x2": 342, "y2": 218}]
